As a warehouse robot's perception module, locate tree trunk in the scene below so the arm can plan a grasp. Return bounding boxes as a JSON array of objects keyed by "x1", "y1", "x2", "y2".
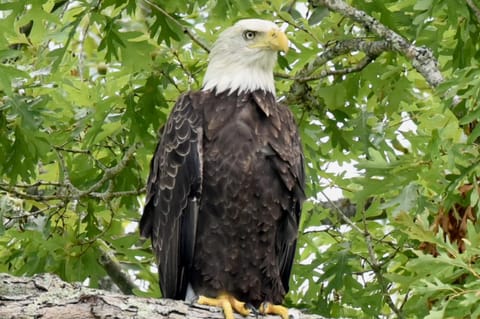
[{"x1": 0, "y1": 273, "x2": 327, "y2": 319}]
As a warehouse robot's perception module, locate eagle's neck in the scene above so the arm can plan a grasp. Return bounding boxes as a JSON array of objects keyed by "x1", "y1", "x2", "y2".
[{"x1": 202, "y1": 49, "x2": 277, "y2": 96}]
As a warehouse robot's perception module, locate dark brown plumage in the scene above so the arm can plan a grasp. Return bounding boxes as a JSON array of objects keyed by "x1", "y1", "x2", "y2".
[{"x1": 140, "y1": 88, "x2": 305, "y2": 307}]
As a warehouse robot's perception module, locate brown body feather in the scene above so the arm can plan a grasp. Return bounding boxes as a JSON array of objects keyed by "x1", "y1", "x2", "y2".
[{"x1": 140, "y1": 89, "x2": 304, "y2": 306}]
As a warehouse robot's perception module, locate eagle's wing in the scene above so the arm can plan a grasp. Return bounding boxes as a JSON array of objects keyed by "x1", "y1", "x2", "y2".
[
  {"x1": 140, "y1": 93, "x2": 202, "y2": 299},
  {"x1": 252, "y1": 91, "x2": 305, "y2": 294},
  {"x1": 275, "y1": 147, "x2": 305, "y2": 294},
  {"x1": 268, "y1": 103, "x2": 305, "y2": 294}
]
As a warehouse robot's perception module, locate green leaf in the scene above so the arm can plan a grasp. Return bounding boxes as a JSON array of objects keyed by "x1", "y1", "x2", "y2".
[
  {"x1": 425, "y1": 307, "x2": 446, "y2": 319},
  {"x1": 308, "y1": 7, "x2": 330, "y2": 25},
  {"x1": 0, "y1": 65, "x2": 30, "y2": 96},
  {"x1": 413, "y1": 0, "x2": 433, "y2": 11}
]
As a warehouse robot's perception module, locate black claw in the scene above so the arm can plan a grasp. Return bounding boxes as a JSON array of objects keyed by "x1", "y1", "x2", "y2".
[
  {"x1": 259, "y1": 301, "x2": 270, "y2": 313},
  {"x1": 245, "y1": 303, "x2": 259, "y2": 318},
  {"x1": 187, "y1": 294, "x2": 199, "y2": 305}
]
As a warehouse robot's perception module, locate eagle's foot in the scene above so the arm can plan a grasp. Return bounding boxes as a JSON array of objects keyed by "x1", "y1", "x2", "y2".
[
  {"x1": 198, "y1": 293, "x2": 251, "y2": 319},
  {"x1": 259, "y1": 302, "x2": 289, "y2": 319},
  {"x1": 246, "y1": 303, "x2": 259, "y2": 317}
]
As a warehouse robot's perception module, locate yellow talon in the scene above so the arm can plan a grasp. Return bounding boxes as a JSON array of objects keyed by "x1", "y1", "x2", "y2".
[
  {"x1": 198, "y1": 293, "x2": 251, "y2": 319},
  {"x1": 259, "y1": 302, "x2": 290, "y2": 319}
]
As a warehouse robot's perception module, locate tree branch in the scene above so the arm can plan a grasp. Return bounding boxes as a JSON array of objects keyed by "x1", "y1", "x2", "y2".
[
  {"x1": 312, "y1": 0, "x2": 444, "y2": 87},
  {"x1": 288, "y1": 54, "x2": 376, "y2": 82},
  {"x1": 281, "y1": 38, "x2": 388, "y2": 109},
  {"x1": 82, "y1": 143, "x2": 139, "y2": 196},
  {"x1": 96, "y1": 239, "x2": 137, "y2": 295},
  {"x1": 277, "y1": 39, "x2": 389, "y2": 82},
  {"x1": 467, "y1": 0, "x2": 480, "y2": 23},
  {"x1": 0, "y1": 273, "x2": 328, "y2": 319},
  {"x1": 0, "y1": 144, "x2": 143, "y2": 203},
  {"x1": 361, "y1": 210, "x2": 404, "y2": 319},
  {"x1": 316, "y1": 192, "x2": 404, "y2": 318},
  {"x1": 304, "y1": 39, "x2": 389, "y2": 79},
  {"x1": 319, "y1": 191, "x2": 365, "y2": 234}
]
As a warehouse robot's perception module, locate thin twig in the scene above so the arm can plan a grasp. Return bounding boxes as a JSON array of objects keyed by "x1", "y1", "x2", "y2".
[
  {"x1": 276, "y1": 11, "x2": 321, "y2": 43},
  {"x1": 319, "y1": 189, "x2": 404, "y2": 318},
  {"x1": 304, "y1": 39, "x2": 389, "y2": 77},
  {"x1": 54, "y1": 147, "x2": 74, "y2": 195},
  {"x1": 0, "y1": 185, "x2": 145, "y2": 202},
  {"x1": 77, "y1": 9, "x2": 92, "y2": 80},
  {"x1": 361, "y1": 209, "x2": 404, "y2": 318},
  {"x1": 54, "y1": 146, "x2": 91, "y2": 154},
  {"x1": 277, "y1": 54, "x2": 377, "y2": 82},
  {"x1": 0, "y1": 144, "x2": 143, "y2": 202},
  {"x1": 319, "y1": 190, "x2": 364, "y2": 234},
  {"x1": 81, "y1": 143, "x2": 139, "y2": 195},
  {"x1": 90, "y1": 187, "x2": 146, "y2": 200},
  {"x1": 159, "y1": 69, "x2": 182, "y2": 93},
  {"x1": 172, "y1": 50, "x2": 202, "y2": 88},
  {"x1": 0, "y1": 185, "x2": 66, "y2": 201},
  {"x1": 143, "y1": 0, "x2": 210, "y2": 53},
  {"x1": 0, "y1": 181, "x2": 62, "y2": 188},
  {"x1": 3, "y1": 203, "x2": 63, "y2": 221},
  {"x1": 315, "y1": 54, "x2": 376, "y2": 79}
]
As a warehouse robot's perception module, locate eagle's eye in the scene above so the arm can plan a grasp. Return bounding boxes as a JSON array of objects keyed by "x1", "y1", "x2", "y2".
[{"x1": 243, "y1": 30, "x2": 256, "y2": 41}]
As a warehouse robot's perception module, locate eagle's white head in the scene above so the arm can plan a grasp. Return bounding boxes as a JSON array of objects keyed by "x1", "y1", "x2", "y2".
[{"x1": 202, "y1": 19, "x2": 288, "y2": 96}]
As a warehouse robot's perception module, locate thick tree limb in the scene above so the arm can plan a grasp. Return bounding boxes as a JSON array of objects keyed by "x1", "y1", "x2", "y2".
[
  {"x1": 0, "y1": 273, "x2": 327, "y2": 319},
  {"x1": 312, "y1": 0, "x2": 444, "y2": 87},
  {"x1": 282, "y1": 38, "x2": 390, "y2": 109},
  {"x1": 96, "y1": 239, "x2": 138, "y2": 295},
  {"x1": 467, "y1": 0, "x2": 480, "y2": 23}
]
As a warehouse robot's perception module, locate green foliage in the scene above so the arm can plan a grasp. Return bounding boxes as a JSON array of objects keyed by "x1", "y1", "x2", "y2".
[{"x1": 1, "y1": 0, "x2": 480, "y2": 318}]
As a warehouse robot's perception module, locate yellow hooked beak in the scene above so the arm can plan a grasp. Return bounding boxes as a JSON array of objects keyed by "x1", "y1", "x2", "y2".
[
  {"x1": 250, "y1": 28, "x2": 289, "y2": 53},
  {"x1": 267, "y1": 29, "x2": 289, "y2": 53}
]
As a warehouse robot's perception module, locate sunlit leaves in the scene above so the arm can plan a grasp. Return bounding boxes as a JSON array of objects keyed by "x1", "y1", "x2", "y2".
[
  {"x1": 0, "y1": 65, "x2": 30, "y2": 95},
  {"x1": 98, "y1": 16, "x2": 126, "y2": 61}
]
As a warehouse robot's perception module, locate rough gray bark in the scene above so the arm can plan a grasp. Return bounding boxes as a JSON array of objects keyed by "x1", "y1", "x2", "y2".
[
  {"x1": 0, "y1": 273, "x2": 327, "y2": 319},
  {"x1": 312, "y1": 0, "x2": 444, "y2": 88}
]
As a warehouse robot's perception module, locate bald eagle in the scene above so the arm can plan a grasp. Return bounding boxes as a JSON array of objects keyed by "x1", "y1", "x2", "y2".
[{"x1": 140, "y1": 19, "x2": 305, "y2": 319}]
